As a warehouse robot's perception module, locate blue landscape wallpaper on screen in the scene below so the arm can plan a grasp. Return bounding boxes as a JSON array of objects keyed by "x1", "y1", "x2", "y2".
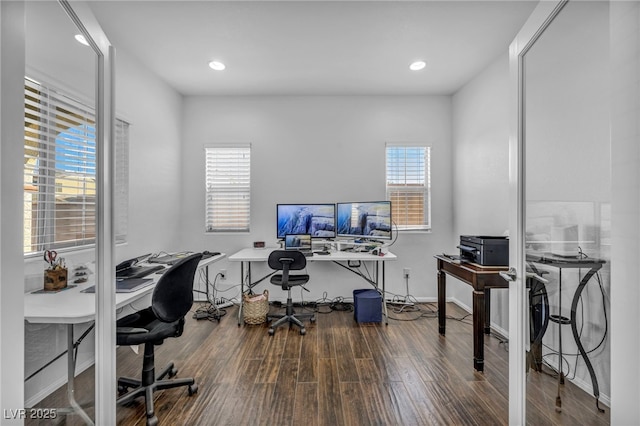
[
  {"x1": 337, "y1": 201, "x2": 392, "y2": 240},
  {"x1": 276, "y1": 204, "x2": 336, "y2": 238}
]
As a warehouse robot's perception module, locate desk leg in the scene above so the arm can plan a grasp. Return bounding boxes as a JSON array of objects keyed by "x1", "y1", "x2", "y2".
[
  {"x1": 437, "y1": 269, "x2": 446, "y2": 335},
  {"x1": 381, "y1": 261, "x2": 388, "y2": 325},
  {"x1": 472, "y1": 290, "x2": 485, "y2": 372},
  {"x1": 237, "y1": 261, "x2": 253, "y2": 326},
  {"x1": 56, "y1": 324, "x2": 94, "y2": 424},
  {"x1": 484, "y1": 288, "x2": 491, "y2": 335},
  {"x1": 570, "y1": 267, "x2": 604, "y2": 412},
  {"x1": 238, "y1": 261, "x2": 245, "y2": 326}
]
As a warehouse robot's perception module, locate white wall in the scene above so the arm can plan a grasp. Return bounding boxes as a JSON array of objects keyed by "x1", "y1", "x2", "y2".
[
  {"x1": 111, "y1": 48, "x2": 184, "y2": 261},
  {"x1": 451, "y1": 53, "x2": 511, "y2": 331},
  {"x1": 179, "y1": 96, "x2": 454, "y2": 303}
]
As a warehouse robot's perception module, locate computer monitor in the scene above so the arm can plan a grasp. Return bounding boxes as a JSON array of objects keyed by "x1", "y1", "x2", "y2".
[
  {"x1": 276, "y1": 203, "x2": 336, "y2": 239},
  {"x1": 336, "y1": 201, "x2": 392, "y2": 241}
]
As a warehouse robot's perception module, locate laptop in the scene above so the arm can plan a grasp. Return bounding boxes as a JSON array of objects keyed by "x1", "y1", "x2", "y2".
[{"x1": 284, "y1": 233, "x2": 313, "y2": 256}]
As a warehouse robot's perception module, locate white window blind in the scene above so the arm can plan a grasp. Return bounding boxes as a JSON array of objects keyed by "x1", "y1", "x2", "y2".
[
  {"x1": 114, "y1": 119, "x2": 129, "y2": 244},
  {"x1": 23, "y1": 77, "x2": 129, "y2": 255},
  {"x1": 385, "y1": 144, "x2": 431, "y2": 231},
  {"x1": 205, "y1": 145, "x2": 251, "y2": 232}
]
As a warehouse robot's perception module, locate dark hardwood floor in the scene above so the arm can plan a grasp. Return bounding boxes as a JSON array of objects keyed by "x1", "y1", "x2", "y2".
[{"x1": 28, "y1": 302, "x2": 609, "y2": 425}]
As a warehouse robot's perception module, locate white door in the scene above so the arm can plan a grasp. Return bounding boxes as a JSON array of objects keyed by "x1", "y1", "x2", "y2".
[{"x1": 508, "y1": 1, "x2": 611, "y2": 423}]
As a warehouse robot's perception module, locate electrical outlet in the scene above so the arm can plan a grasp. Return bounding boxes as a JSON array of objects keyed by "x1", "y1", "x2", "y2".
[
  {"x1": 220, "y1": 269, "x2": 227, "y2": 280},
  {"x1": 403, "y1": 267, "x2": 411, "y2": 279}
]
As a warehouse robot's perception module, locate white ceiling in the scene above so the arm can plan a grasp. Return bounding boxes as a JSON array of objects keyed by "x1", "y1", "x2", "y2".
[{"x1": 88, "y1": 1, "x2": 538, "y2": 96}]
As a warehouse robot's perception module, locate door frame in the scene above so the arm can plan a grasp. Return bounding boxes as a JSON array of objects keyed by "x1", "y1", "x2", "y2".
[
  {"x1": 507, "y1": 1, "x2": 568, "y2": 423},
  {"x1": 60, "y1": 2, "x2": 117, "y2": 423}
]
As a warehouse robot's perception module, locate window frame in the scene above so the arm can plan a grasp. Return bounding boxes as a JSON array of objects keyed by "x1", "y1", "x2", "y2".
[
  {"x1": 23, "y1": 76, "x2": 129, "y2": 257},
  {"x1": 385, "y1": 143, "x2": 432, "y2": 232},
  {"x1": 204, "y1": 144, "x2": 252, "y2": 233}
]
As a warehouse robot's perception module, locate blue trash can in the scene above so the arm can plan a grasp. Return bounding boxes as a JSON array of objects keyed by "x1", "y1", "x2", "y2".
[{"x1": 353, "y1": 289, "x2": 382, "y2": 323}]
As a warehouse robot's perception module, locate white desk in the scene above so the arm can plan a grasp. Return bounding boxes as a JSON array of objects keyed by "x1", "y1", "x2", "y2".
[
  {"x1": 228, "y1": 248, "x2": 397, "y2": 326},
  {"x1": 23, "y1": 253, "x2": 225, "y2": 424}
]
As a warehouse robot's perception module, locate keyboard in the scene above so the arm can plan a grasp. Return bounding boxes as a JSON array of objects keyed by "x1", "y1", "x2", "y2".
[
  {"x1": 116, "y1": 264, "x2": 164, "y2": 279},
  {"x1": 82, "y1": 278, "x2": 155, "y2": 294}
]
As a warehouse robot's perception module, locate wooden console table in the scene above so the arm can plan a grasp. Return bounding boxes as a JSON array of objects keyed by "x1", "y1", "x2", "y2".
[{"x1": 435, "y1": 255, "x2": 509, "y2": 372}]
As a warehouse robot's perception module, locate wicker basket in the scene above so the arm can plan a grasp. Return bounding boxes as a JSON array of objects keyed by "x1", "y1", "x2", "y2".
[{"x1": 242, "y1": 289, "x2": 269, "y2": 325}]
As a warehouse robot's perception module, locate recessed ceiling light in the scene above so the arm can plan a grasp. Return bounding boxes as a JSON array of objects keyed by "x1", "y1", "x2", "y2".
[
  {"x1": 74, "y1": 34, "x2": 89, "y2": 46},
  {"x1": 208, "y1": 61, "x2": 226, "y2": 71},
  {"x1": 409, "y1": 61, "x2": 426, "y2": 71}
]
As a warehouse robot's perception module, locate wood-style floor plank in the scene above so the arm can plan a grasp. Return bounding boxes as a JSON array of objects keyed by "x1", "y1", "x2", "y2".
[
  {"x1": 293, "y1": 382, "x2": 319, "y2": 426},
  {"x1": 318, "y1": 358, "x2": 344, "y2": 426},
  {"x1": 27, "y1": 302, "x2": 610, "y2": 426},
  {"x1": 298, "y1": 323, "x2": 319, "y2": 383},
  {"x1": 340, "y1": 382, "x2": 372, "y2": 426},
  {"x1": 332, "y1": 318, "x2": 361, "y2": 383}
]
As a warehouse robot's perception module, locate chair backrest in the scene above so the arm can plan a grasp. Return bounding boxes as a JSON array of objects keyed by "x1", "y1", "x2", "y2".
[
  {"x1": 151, "y1": 253, "x2": 203, "y2": 323},
  {"x1": 268, "y1": 250, "x2": 306, "y2": 271}
]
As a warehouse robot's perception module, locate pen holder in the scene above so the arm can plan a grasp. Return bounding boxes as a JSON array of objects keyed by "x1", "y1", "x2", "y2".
[{"x1": 44, "y1": 268, "x2": 68, "y2": 291}]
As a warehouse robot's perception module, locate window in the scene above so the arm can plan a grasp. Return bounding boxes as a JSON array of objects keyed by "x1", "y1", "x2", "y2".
[
  {"x1": 205, "y1": 145, "x2": 251, "y2": 232},
  {"x1": 385, "y1": 144, "x2": 431, "y2": 231},
  {"x1": 23, "y1": 77, "x2": 129, "y2": 255}
]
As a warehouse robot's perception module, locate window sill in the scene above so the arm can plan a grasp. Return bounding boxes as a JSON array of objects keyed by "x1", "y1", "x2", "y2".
[
  {"x1": 204, "y1": 231, "x2": 251, "y2": 235},
  {"x1": 397, "y1": 229, "x2": 432, "y2": 234}
]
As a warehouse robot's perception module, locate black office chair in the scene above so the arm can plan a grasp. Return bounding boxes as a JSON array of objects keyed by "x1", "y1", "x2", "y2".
[
  {"x1": 116, "y1": 253, "x2": 203, "y2": 426},
  {"x1": 267, "y1": 250, "x2": 315, "y2": 335}
]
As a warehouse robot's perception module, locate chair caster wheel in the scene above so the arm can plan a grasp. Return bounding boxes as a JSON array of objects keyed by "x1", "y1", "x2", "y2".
[
  {"x1": 169, "y1": 367, "x2": 178, "y2": 377},
  {"x1": 268, "y1": 328, "x2": 275, "y2": 336},
  {"x1": 310, "y1": 316, "x2": 316, "y2": 323},
  {"x1": 300, "y1": 328, "x2": 306, "y2": 335},
  {"x1": 188, "y1": 384, "x2": 198, "y2": 396},
  {"x1": 146, "y1": 415, "x2": 159, "y2": 426},
  {"x1": 117, "y1": 385, "x2": 128, "y2": 396}
]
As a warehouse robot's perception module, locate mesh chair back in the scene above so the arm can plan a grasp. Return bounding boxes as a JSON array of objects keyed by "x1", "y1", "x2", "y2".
[
  {"x1": 151, "y1": 253, "x2": 203, "y2": 322},
  {"x1": 268, "y1": 250, "x2": 306, "y2": 271}
]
